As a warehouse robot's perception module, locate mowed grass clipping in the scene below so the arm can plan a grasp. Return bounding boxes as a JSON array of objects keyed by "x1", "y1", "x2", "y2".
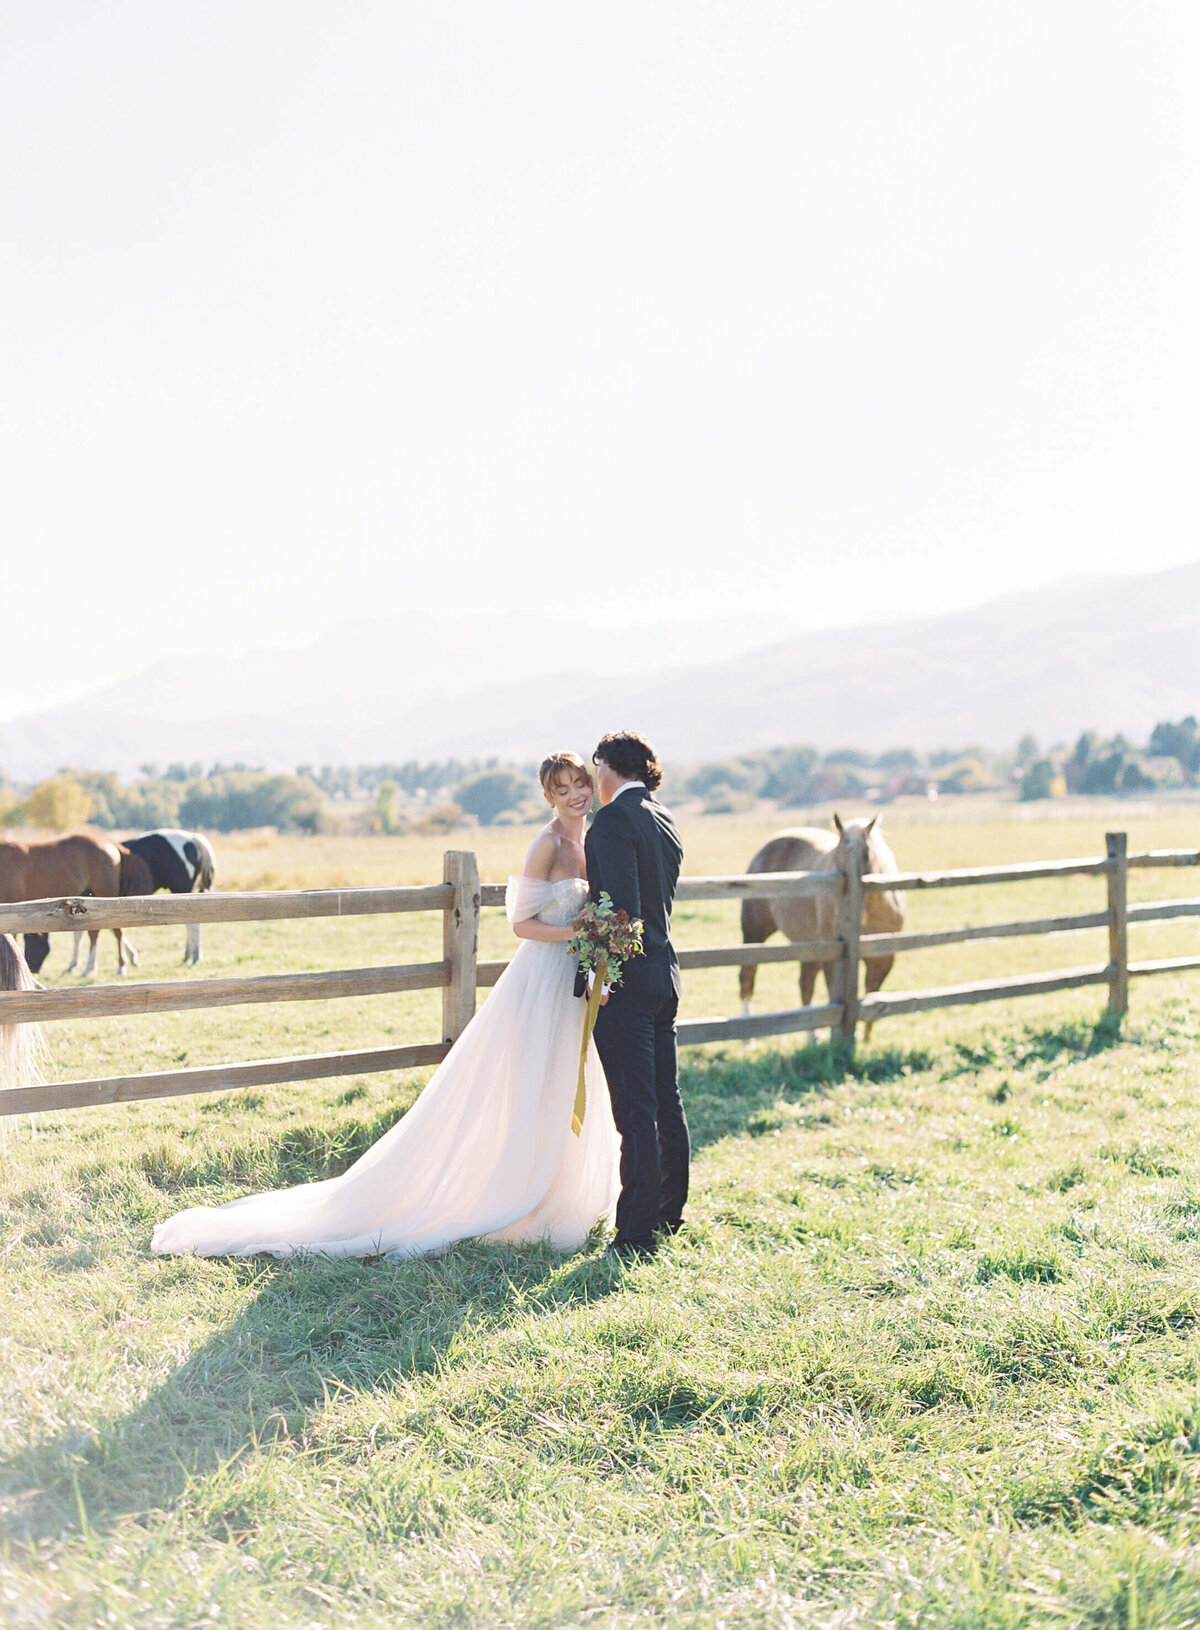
[{"x1": 1, "y1": 807, "x2": 1199, "y2": 1628}]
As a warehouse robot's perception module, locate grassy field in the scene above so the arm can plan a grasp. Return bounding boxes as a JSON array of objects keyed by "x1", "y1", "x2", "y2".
[{"x1": 2, "y1": 805, "x2": 1200, "y2": 1627}]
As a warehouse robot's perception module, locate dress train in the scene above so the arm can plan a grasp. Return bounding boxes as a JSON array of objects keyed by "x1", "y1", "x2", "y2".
[{"x1": 150, "y1": 877, "x2": 619, "y2": 1259}]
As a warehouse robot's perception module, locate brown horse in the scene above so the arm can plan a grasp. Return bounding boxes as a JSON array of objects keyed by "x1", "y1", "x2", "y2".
[
  {"x1": 0, "y1": 833, "x2": 152, "y2": 977},
  {"x1": 740, "y1": 815, "x2": 905, "y2": 1041}
]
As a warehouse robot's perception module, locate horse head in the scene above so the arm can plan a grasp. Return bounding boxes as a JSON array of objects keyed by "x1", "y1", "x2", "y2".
[
  {"x1": 833, "y1": 812, "x2": 903, "y2": 927},
  {"x1": 831, "y1": 811, "x2": 878, "y2": 866}
]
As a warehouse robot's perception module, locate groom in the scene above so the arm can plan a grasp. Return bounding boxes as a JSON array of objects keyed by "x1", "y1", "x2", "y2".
[{"x1": 581, "y1": 730, "x2": 688, "y2": 1260}]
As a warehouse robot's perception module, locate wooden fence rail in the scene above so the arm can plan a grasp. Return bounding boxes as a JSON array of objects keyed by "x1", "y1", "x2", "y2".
[
  {"x1": 0, "y1": 963, "x2": 448, "y2": 1026},
  {"x1": 1, "y1": 836, "x2": 1197, "y2": 1118},
  {"x1": 0, "y1": 884, "x2": 453, "y2": 935},
  {"x1": 861, "y1": 856, "x2": 1115, "y2": 892}
]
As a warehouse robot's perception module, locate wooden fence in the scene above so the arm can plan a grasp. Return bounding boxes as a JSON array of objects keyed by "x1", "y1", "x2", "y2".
[{"x1": 0, "y1": 835, "x2": 1197, "y2": 1117}]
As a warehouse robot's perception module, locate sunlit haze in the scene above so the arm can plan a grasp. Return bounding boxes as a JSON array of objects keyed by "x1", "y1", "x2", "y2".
[{"x1": 3, "y1": 2, "x2": 1198, "y2": 721}]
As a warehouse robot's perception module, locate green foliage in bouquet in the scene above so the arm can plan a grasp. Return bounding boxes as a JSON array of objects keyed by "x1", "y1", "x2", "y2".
[{"x1": 567, "y1": 892, "x2": 644, "y2": 989}]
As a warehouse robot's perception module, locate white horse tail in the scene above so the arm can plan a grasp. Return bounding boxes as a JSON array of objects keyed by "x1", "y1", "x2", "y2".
[{"x1": 0, "y1": 933, "x2": 47, "y2": 1096}]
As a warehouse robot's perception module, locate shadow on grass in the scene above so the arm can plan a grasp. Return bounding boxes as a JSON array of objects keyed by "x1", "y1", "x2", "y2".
[
  {"x1": 682, "y1": 1038, "x2": 935, "y2": 1150},
  {"x1": 5, "y1": 1023, "x2": 1107, "y2": 1548},
  {"x1": 0, "y1": 1240, "x2": 621, "y2": 1548},
  {"x1": 681, "y1": 1009, "x2": 1129, "y2": 1148},
  {"x1": 941, "y1": 1013, "x2": 1124, "y2": 1079}
]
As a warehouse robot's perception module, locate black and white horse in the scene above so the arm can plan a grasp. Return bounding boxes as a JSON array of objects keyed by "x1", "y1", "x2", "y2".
[
  {"x1": 24, "y1": 830, "x2": 217, "y2": 975},
  {"x1": 123, "y1": 830, "x2": 217, "y2": 965}
]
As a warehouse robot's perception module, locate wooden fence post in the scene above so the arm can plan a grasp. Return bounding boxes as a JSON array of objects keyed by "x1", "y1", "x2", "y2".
[
  {"x1": 834, "y1": 841, "x2": 864, "y2": 1045},
  {"x1": 442, "y1": 850, "x2": 480, "y2": 1045},
  {"x1": 1106, "y1": 831, "x2": 1129, "y2": 1019}
]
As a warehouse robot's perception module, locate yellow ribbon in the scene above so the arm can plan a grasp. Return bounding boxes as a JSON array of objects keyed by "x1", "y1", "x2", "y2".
[{"x1": 573, "y1": 954, "x2": 608, "y2": 1136}]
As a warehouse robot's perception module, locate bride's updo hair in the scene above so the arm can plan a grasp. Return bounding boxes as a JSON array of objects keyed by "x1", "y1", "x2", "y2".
[
  {"x1": 593, "y1": 731, "x2": 663, "y2": 791},
  {"x1": 538, "y1": 751, "x2": 593, "y2": 795}
]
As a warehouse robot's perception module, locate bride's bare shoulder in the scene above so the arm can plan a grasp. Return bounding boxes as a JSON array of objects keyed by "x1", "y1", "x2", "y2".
[{"x1": 521, "y1": 827, "x2": 560, "y2": 880}]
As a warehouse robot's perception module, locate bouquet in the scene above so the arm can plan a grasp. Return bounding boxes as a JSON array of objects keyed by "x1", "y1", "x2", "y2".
[
  {"x1": 566, "y1": 892, "x2": 644, "y2": 1136},
  {"x1": 568, "y1": 891, "x2": 644, "y2": 990}
]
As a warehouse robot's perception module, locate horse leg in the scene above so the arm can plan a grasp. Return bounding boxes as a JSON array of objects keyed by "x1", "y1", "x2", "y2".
[
  {"x1": 184, "y1": 923, "x2": 201, "y2": 965},
  {"x1": 113, "y1": 929, "x2": 140, "y2": 971},
  {"x1": 80, "y1": 930, "x2": 99, "y2": 978},
  {"x1": 64, "y1": 931, "x2": 82, "y2": 974},
  {"x1": 862, "y1": 956, "x2": 894, "y2": 1043},
  {"x1": 739, "y1": 898, "x2": 775, "y2": 1016},
  {"x1": 800, "y1": 961, "x2": 820, "y2": 1044}
]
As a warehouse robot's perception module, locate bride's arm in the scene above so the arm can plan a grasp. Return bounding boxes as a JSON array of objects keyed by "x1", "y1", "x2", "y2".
[{"x1": 511, "y1": 833, "x2": 574, "y2": 944}]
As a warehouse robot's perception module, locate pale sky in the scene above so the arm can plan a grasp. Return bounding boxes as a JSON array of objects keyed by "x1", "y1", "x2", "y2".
[{"x1": 3, "y1": 1, "x2": 1198, "y2": 721}]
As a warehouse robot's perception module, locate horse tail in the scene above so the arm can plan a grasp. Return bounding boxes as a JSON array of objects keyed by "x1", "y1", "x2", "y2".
[
  {"x1": 0, "y1": 933, "x2": 46, "y2": 1094},
  {"x1": 0, "y1": 933, "x2": 36, "y2": 994},
  {"x1": 193, "y1": 834, "x2": 216, "y2": 892},
  {"x1": 119, "y1": 849, "x2": 155, "y2": 897}
]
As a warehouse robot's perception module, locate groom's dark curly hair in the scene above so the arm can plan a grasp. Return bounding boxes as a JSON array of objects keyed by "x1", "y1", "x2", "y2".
[{"x1": 593, "y1": 731, "x2": 663, "y2": 791}]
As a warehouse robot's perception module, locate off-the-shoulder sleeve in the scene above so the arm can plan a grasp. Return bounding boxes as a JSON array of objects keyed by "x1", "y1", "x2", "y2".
[{"x1": 505, "y1": 875, "x2": 557, "y2": 924}]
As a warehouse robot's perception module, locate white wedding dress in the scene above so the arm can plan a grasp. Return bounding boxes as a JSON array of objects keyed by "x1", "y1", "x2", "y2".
[{"x1": 151, "y1": 877, "x2": 620, "y2": 1259}]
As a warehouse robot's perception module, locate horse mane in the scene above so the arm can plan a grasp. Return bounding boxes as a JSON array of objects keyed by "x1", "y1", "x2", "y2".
[
  {"x1": 860, "y1": 819, "x2": 904, "y2": 921},
  {"x1": 863, "y1": 819, "x2": 898, "y2": 877},
  {"x1": 119, "y1": 848, "x2": 156, "y2": 897}
]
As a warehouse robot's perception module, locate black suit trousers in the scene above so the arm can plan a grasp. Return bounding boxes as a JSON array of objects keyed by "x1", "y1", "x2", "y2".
[{"x1": 593, "y1": 987, "x2": 689, "y2": 1247}]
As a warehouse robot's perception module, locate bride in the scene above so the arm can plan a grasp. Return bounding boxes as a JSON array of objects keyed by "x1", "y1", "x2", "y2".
[{"x1": 151, "y1": 752, "x2": 620, "y2": 1259}]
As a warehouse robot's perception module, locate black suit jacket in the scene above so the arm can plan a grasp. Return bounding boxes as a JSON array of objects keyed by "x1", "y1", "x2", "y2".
[{"x1": 581, "y1": 788, "x2": 683, "y2": 1002}]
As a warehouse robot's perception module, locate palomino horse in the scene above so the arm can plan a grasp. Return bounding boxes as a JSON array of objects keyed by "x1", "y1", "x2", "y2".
[
  {"x1": 1, "y1": 932, "x2": 44, "y2": 1095},
  {"x1": 0, "y1": 834, "x2": 152, "y2": 978},
  {"x1": 740, "y1": 815, "x2": 905, "y2": 1041}
]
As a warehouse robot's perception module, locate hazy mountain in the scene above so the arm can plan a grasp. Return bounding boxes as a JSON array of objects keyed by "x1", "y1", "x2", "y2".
[
  {"x1": 73, "y1": 613, "x2": 799, "y2": 725},
  {"x1": 2, "y1": 566, "x2": 1196, "y2": 780},
  {"x1": 370, "y1": 562, "x2": 1200, "y2": 762}
]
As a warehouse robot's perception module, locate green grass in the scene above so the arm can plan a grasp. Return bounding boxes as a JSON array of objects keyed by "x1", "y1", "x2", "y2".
[{"x1": 2, "y1": 811, "x2": 1200, "y2": 1627}]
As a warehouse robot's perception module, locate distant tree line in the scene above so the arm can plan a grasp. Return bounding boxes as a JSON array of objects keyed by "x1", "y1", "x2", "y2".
[
  {"x1": 665, "y1": 718, "x2": 1198, "y2": 812},
  {"x1": 298, "y1": 759, "x2": 534, "y2": 801},
  {"x1": 1017, "y1": 717, "x2": 1198, "y2": 802},
  {"x1": 665, "y1": 743, "x2": 986, "y2": 812},
  {"x1": 1, "y1": 717, "x2": 1195, "y2": 834},
  {"x1": 0, "y1": 766, "x2": 328, "y2": 834},
  {"x1": 295, "y1": 759, "x2": 543, "y2": 832}
]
